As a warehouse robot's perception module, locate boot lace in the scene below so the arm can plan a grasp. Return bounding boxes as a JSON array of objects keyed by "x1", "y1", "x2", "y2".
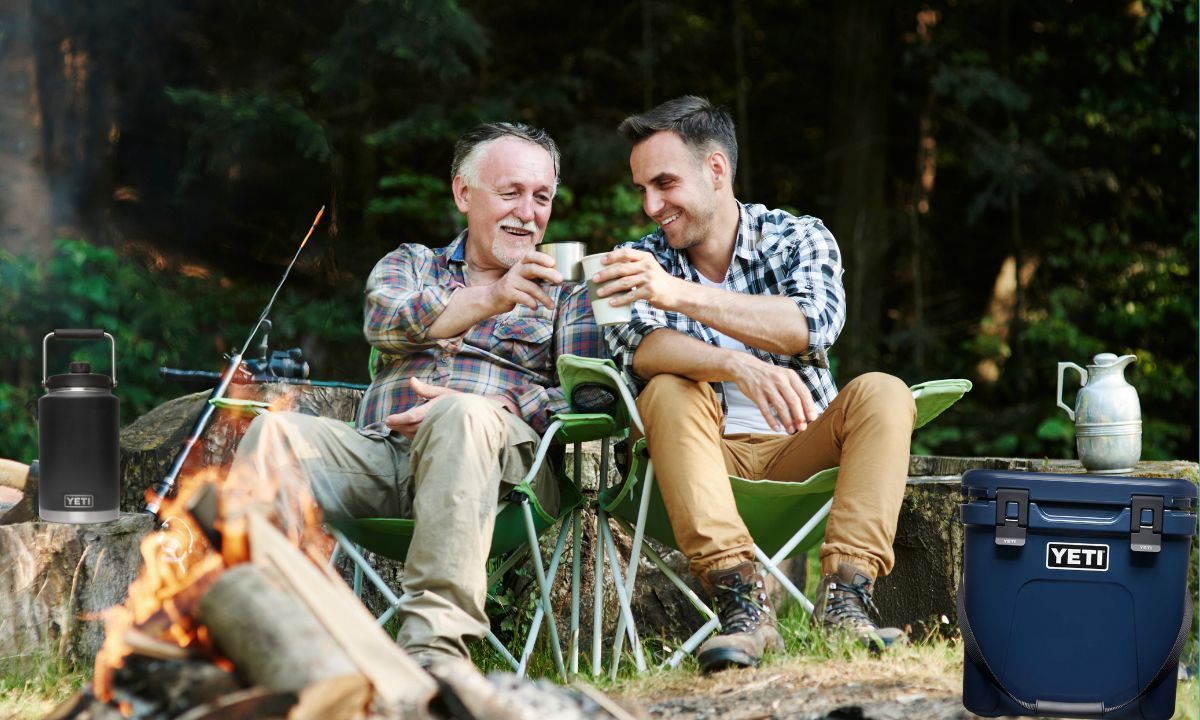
[
  {"x1": 823, "y1": 578, "x2": 880, "y2": 630},
  {"x1": 713, "y1": 576, "x2": 767, "y2": 635}
]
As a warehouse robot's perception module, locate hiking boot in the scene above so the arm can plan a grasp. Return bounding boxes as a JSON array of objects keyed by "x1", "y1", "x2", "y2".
[
  {"x1": 695, "y1": 561, "x2": 784, "y2": 673},
  {"x1": 814, "y1": 563, "x2": 906, "y2": 651}
]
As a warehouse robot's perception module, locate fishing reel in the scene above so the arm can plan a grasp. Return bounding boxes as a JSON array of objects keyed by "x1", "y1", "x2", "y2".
[
  {"x1": 240, "y1": 319, "x2": 309, "y2": 380},
  {"x1": 241, "y1": 348, "x2": 309, "y2": 381}
]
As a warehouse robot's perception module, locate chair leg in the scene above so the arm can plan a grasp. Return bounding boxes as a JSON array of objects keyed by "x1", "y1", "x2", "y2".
[
  {"x1": 610, "y1": 462, "x2": 656, "y2": 675},
  {"x1": 601, "y1": 519, "x2": 646, "y2": 679},
  {"x1": 591, "y1": 438, "x2": 610, "y2": 678},
  {"x1": 486, "y1": 630, "x2": 520, "y2": 671},
  {"x1": 516, "y1": 513, "x2": 572, "y2": 677},
  {"x1": 486, "y1": 543, "x2": 532, "y2": 587},
  {"x1": 754, "y1": 545, "x2": 813, "y2": 614},
  {"x1": 329, "y1": 529, "x2": 402, "y2": 626},
  {"x1": 754, "y1": 497, "x2": 833, "y2": 615},
  {"x1": 614, "y1": 517, "x2": 716, "y2": 622},
  {"x1": 519, "y1": 500, "x2": 568, "y2": 681},
  {"x1": 569, "y1": 507, "x2": 582, "y2": 676},
  {"x1": 667, "y1": 617, "x2": 722, "y2": 669},
  {"x1": 611, "y1": 517, "x2": 720, "y2": 671}
]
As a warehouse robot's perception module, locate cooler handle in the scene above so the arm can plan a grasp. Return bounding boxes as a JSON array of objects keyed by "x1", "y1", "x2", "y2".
[
  {"x1": 958, "y1": 582, "x2": 1192, "y2": 716},
  {"x1": 1034, "y1": 701, "x2": 1103, "y2": 717}
]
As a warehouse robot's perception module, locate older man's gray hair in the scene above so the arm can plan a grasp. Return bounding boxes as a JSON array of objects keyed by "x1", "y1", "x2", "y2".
[{"x1": 451, "y1": 122, "x2": 561, "y2": 190}]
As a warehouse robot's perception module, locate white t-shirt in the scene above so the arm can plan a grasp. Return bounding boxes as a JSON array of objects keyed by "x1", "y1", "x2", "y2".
[{"x1": 696, "y1": 274, "x2": 783, "y2": 436}]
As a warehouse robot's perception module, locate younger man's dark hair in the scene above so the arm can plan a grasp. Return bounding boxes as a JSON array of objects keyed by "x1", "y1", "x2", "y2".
[{"x1": 617, "y1": 96, "x2": 738, "y2": 175}]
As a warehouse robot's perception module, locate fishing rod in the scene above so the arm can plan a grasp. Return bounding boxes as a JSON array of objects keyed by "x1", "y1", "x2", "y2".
[{"x1": 143, "y1": 206, "x2": 325, "y2": 517}]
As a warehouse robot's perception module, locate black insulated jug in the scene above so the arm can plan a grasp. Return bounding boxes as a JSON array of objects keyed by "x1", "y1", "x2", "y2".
[{"x1": 38, "y1": 329, "x2": 120, "y2": 523}]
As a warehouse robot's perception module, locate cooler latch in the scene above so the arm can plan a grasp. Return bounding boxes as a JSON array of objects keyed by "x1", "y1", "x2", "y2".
[
  {"x1": 994, "y1": 488, "x2": 1029, "y2": 547},
  {"x1": 1129, "y1": 495, "x2": 1163, "y2": 553}
]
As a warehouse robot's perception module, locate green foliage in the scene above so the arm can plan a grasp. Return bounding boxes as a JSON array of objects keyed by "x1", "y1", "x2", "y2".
[
  {"x1": 168, "y1": 88, "x2": 331, "y2": 189},
  {"x1": 0, "y1": 239, "x2": 364, "y2": 464}
]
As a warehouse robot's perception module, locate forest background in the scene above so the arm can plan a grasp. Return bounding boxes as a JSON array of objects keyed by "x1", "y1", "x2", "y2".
[{"x1": 0, "y1": 0, "x2": 1195, "y2": 466}]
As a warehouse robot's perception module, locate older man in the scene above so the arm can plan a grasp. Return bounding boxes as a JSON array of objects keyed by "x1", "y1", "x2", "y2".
[
  {"x1": 596, "y1": 97, "x2": 915, "y2": 672},
  {"x1": 224, "y1": 122, "x2": 599, "y2": 667}
]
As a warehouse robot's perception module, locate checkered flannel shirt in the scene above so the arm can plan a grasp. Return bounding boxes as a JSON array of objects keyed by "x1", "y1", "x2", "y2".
[
  {"x1": 605, "y1": 202, "x2": 846, "y2": 413},
  {"x1": 357, "y1": 232, "x2": 601, "y2": 434}
]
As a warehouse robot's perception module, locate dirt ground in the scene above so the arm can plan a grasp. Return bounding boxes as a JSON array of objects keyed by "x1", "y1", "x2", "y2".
[{"x1": 607, "y1": 651, "x2": 985, "y2": 720}]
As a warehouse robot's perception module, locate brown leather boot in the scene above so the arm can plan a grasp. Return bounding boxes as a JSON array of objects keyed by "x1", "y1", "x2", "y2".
[
  {"x1": 695, "y1": 561, "x2": 784, "y2": 673},
  {"x1": 813, "y1": 563, "x2": 906, "y2": 651}
]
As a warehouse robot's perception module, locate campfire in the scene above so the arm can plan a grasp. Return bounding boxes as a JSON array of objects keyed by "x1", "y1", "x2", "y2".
[{"x1": 48, "y1": 390, "x2": 437, "y2": 720}]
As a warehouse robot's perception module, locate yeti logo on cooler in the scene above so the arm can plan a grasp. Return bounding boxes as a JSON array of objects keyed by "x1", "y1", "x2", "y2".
[
  {"x1": 1046, "y1": 542, "x2": 1109, "y2": 571},
  {"x1": 64, "y1": 494, "x2": 94, "y2": 508}
]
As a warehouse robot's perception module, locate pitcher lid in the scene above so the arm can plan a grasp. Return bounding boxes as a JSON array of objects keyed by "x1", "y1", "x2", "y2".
[{"x1": 1090, "y1": 353, "x2": 1136, "y2": 368}]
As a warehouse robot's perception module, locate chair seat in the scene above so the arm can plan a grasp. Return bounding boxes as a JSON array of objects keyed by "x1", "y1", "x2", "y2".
[{"x1": 331, "y1": 471, "x2": 585, "y2": 562}]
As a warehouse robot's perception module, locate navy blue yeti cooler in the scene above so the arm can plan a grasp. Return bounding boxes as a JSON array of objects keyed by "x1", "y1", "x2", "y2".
[{"x1": 959, "y1": 470, "x2": 1195, "y2": 719}]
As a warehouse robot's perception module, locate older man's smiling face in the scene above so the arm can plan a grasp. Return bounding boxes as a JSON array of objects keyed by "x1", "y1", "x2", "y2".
[{"x1": 456, "y1": 136, "x2": 557, "y2": 269}]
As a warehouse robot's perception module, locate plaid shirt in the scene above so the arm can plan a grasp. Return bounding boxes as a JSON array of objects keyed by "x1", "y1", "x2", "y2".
[
  {"x1": 605, "y1": 202, "x2": 845, "y2": 413},
  {"x1": 357, "y1": 232, "x2": 601, "y2": 434}
]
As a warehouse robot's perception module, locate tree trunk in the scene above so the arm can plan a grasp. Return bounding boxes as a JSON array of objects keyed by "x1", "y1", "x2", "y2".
[
  {"x1": 0, "y1": 0, "x2": 54, "y2": 258},
  {"x1": 827, "y1": 0, "x2": 890, "y2": 377}
]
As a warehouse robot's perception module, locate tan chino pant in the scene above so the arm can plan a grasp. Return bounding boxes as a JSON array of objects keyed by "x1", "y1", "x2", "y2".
[
  {"x1": 224, "y1": 394, "x2": 557, "y2": 660},
  {"x1": 636, "y1": 372, "x2": 915, "y2": 581}
]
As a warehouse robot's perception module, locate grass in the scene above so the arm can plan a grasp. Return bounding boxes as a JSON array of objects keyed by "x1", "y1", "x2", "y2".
[{"x1": 0, "y1": 655, "x2": 89, "y2": 720}]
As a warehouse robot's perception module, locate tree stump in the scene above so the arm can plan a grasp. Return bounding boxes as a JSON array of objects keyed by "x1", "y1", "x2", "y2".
[
  {"x1": 119, "y1": 384, "x2": 365, "y2": 512},
  {"x1": 0, "y1": 513, "x2": 154, "y2": 674},
  {"x1": 875, "y1": 456, "x2": 1200, "y2": 638}
]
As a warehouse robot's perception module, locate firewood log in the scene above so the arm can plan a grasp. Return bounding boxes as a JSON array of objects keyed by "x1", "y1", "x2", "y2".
[{"x1": 195, "y1": 563, "x2": 362, "y2": 694}]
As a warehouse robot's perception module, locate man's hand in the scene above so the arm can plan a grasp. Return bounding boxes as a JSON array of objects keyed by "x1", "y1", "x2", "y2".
[
  {"x1": 590, "y1": 248, "x2": 689, "y2": 311},
  {"x1": 724, "y1": 352, "x2": 819, "y2": 434},
  {"x1": 383, "y1": 379, "x2": 519, "y2": 439},
  {"x1": 484, "y1": 249, "x2": 563, "y2": 314}
]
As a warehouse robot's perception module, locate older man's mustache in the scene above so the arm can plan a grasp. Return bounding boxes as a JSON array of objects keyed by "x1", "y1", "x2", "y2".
[{"x1": 498, "y1": 217, "x2": 538, "y2": 237}]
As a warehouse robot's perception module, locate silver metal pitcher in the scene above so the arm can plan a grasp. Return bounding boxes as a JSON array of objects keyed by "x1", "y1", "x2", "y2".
[{"x1": 1056, "y1": 353, "x2": 1141, "y2": 474}]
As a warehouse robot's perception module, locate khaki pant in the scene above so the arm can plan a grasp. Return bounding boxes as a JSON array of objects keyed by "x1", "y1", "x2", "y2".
[
  {"x1": 225, "y1": 394, "x2": 556, "y2": 659},
  {"x1": 637, "y1": 372, "x2": 914, "y2": 581}
]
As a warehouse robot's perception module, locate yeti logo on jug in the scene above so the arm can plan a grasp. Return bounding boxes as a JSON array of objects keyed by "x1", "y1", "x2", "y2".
[
  {"x1": 1045, "y1": 542, "x2": 1109, "y2": 571},
  {"x1": 63, "y1": 494, "x2": 94, "y2": 508}
]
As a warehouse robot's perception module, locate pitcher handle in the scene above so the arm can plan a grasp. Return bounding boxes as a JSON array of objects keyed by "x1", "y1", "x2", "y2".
[{"x1": 1056, "y1": 362, "x2": 1087, "y2": 421}]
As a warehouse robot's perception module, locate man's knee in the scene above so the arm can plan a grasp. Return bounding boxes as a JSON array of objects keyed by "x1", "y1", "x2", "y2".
[
  {"x1": 638, "y1": 373, "x2": 709, "y2": 414},
  {"x1": 422, "y1": 393, "x2": 505, "y2": 431},
  {"x1": 240, "y1": 411, "x2": 294, "y2": 451},
  {"x1": 844, "y1": 373, "x2": 915, "y2": 421}
]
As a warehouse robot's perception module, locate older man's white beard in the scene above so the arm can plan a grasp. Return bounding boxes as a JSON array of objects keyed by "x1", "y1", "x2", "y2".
[{"x1": 492, "y1": 217, "x2": 539, "y2": 267}]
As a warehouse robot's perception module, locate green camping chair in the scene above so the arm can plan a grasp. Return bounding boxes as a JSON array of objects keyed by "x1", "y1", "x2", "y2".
[
  {"x1": 318, "y1": 348, "x2": 622, "y2": 680},
  {"x1": 554, "y1": 354, "x2": 972, "y2": 675}
]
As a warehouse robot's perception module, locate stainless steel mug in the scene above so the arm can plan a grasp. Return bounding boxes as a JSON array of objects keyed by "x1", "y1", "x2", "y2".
[
  {"x1": 536, "y1": 241, "x2": 586, "y2": 282},
  {"x1": 38, "y1": 329, "x2": 120, "y2": 523}
]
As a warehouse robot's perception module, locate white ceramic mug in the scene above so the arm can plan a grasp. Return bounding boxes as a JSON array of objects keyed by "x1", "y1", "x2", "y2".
[{"x1": 581, "y1": 252, "x2": 633, "y2": 326}]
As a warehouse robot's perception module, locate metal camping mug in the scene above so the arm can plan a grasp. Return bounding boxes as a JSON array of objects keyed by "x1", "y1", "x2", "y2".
[
  {"x1": 536, "y1": 241, "x2": 586, "y2": 282},
  {"x1": 38, "y1": 329, "x2": 120, "y2": 523}
]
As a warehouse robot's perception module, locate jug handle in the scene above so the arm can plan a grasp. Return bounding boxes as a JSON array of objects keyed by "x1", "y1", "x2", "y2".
[{"x1": 1056, "y1": 362, "x2": 1087, "y2": 421}]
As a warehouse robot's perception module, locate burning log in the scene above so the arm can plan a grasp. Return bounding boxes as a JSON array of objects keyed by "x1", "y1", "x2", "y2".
[
  {"x1": 195, "y1": 563, "x2": 360, "y2": 692},
  {"x1": 245, "y1": 510, "x2": 435, "y2": 713}
]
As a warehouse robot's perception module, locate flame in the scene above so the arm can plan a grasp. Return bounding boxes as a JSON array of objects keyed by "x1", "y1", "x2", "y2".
[
  {"x1": 94, "y1": 403, "x2": 333, "y2": 703},
  {"x1": 95, "y1": 467, "x2": 226, "y2": 700}
]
